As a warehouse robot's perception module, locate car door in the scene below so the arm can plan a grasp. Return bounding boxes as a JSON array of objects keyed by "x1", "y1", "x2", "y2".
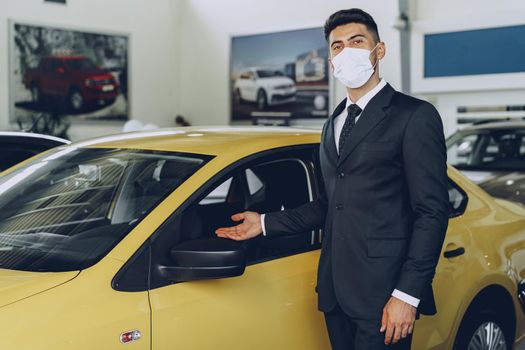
[
  {"x1": 410, "y1": 178, "x2": 474, "y2": 349},
  {"x1": 52, "y1": 60, "x2": 70, "y2": 96},
  {"x1": 147, "y1": 146, "x2": 330, "y2": 349},
  {"x1": 39, "y1": 58, "x2": 55, "y2": 95}
]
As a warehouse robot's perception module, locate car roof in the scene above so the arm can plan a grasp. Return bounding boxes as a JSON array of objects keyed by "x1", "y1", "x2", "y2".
[
  {"x1": 0, "y1": 131, "x2": 71, "y2": 144},
  {"x1": 461, "y1": 120, "x2": 525, "y2": 131},
  {"x1": 68, "y1": 126, "x2": 321, "y2": 156}
]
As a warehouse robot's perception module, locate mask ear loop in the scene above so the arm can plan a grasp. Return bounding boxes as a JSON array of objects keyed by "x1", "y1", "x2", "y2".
[{"x1": 369, "y1": 43, "x2": 381, "y2": 70}]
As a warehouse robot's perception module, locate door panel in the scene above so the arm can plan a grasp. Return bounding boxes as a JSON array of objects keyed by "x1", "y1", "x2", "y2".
[
  {"x1": 148, "y1": 146, "x2": 327, "y2": 349},
  {"x1": 150, "y1": 250, "x2": 330, "y2": 349},
  {"x1": 411, "y1": 220, "x2": 471, "y2": 350}
]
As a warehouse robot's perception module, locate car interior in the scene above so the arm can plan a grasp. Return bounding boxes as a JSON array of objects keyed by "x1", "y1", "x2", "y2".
[{"x1": 148, "y1": 152, "x2": 321, "y2": 287}]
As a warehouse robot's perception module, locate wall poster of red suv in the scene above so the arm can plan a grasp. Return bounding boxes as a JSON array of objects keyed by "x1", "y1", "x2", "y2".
[
  {"x1": 230, "y1": 27, "x2": 329, "y2": 122},
  {"x1": 9, "y1": 20, "x2": 129, "y2": 126}
]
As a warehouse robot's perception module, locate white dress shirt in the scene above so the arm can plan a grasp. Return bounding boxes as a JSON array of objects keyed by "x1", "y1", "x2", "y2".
[
  {"x1": 333, "y1": 78, "x2": 386, "y2": 154},
  {"x1": 260, "y1": 79, "x2": 420, "y2": 308}
]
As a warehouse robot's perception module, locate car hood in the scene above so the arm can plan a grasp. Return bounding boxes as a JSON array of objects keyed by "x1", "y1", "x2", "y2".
[
  {"x1": 0, "y1": 269, "x2": 79, "y2": 309},
  {"x1": 74, "y1": 71, "x2": 115, "y2": 81}
]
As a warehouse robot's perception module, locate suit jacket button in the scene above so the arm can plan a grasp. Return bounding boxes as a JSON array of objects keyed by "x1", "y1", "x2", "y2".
[
  {"x1": 336, "y1": 204, "x2": 343, "y2": 210},
  {"x1": 338, "y1": 172, "x2": 345, "y2": 179}
]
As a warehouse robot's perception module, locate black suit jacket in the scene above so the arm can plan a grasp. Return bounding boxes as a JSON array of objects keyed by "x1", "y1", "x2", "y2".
[{"x1": 265, "y1": 83, "x2": 449, "y2": 320}]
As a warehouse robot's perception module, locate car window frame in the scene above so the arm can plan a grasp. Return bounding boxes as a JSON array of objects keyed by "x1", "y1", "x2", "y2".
[
  {"x1": 0, "y1": 147, "x2": 213, "y2": 273},
  {"x1": 448, "y1": 178, "x2": 469, "y2": 218},
  {"x1": 112, "y1": 144, "x2": 322, "y2": 292}
]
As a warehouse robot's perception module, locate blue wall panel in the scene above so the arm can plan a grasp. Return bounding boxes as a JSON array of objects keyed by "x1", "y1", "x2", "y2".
[{"x1": 424, "y1": 25, "x2": 525, "y2": 77}]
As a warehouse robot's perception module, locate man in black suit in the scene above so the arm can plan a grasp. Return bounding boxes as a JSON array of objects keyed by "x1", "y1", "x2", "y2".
[{"x1": 216, "y1": 8, "x2": 449, "y2": 350}]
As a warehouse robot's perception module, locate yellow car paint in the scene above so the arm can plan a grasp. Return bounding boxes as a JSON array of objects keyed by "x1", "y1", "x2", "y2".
[{"x1": 0, "y1": 127, "x2": 523, "y2": 349}]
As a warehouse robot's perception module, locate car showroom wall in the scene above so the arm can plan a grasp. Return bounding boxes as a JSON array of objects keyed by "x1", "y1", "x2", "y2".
[
  {"x1": 410, "y1": 0, "x2": 525, "y2": 136},
  {"x1": 176, "y1": 0, "x2": 525, "y2": 135},
  {"x1": 0, "y1": 0, "x2": 182, "y2": 140},
  {"x1": 2, "y1": 0, "x2": 524, "y2": 139},
  {"x1": 176, "y1": 0, "x2": 402, "y2": 128}
]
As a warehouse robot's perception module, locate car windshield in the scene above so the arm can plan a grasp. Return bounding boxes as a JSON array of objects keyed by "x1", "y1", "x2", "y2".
[
  {"x1": 446, "y1": 128, "x2": 525, "y2": 171},
  {"x1": 0, "y1": 147, "x2": 210, "y2": 272},
  {"x1": 256, "y1": 70, "x2": 284, "y2": 78},
  {"x1": 65, "y1": 58, "x2": 98, "y2": 71}
]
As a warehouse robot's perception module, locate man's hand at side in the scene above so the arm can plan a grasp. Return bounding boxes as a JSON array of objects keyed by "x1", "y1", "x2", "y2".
[
  {"x1": 380, "y1": 296, "x2": 416, "y2": 345},
  {"x1": 215, "y1": 211, "x2": 262, "y2": 241}
]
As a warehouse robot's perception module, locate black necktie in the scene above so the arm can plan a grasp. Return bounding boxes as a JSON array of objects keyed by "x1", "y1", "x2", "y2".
[{"x1": 338, "y1": 104, "x2": 362, "y2": 155}]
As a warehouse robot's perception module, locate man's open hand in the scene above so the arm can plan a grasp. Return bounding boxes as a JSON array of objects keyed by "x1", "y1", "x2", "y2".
[
  {"x1": 215, "y1": 211, "x2": 263, "y2": 241},
  {"x1": 380, "y1": 296, "x2": 416, "y2": 345}
]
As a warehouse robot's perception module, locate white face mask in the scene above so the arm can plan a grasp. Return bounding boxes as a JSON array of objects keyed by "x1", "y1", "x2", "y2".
[{"x1": 331, "y1": 44, "x2": 379, "y2": 88}]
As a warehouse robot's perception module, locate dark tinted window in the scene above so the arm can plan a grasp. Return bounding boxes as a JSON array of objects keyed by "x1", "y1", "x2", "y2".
[
  {"x1": 65, "y1": 58, "x2": 98, "y2": 71},
  {"x1": 0, "y1": 148, "x2": 210, "y2": 272},
  {"x1": 256, "y1": 70, "x2": 284, "y2": 78},
  {"x1": 0, "y1": 136, "x2": 67, "y2": 172},
  {"x1": 40, "y1": 59, "x2": 54, "y2": 72},
  {"x1": 447, "y1": 128, "x2": 525, "y2": 171},
  {"x1": 0, "y1": 148, "x2": 36, "y2": 171}
]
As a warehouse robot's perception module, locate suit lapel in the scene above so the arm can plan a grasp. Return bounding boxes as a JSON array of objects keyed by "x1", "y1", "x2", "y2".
[
  {"x1": 323, "y1": 98, "x2": 347, "y2": 167},
  {"x1": 337, "y1": 84, "x2": 396, "y2": 166}
]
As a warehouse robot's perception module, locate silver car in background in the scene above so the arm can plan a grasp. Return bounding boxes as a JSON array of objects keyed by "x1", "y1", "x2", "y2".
[{"x1": 446, "y1": 119, "x2": 525, "y2": 205}]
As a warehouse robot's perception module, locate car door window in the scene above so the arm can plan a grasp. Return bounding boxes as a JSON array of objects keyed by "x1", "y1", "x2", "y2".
[
  {"x1": 0, "y1": 145, "x2": 36, "y2": 171},
  {"x1": 448, "y1": 179, "x2": 468, "y2": 218},
  {"x1": 146, "y1": 147, "x2": 321, "y2": 289},
  {"x1": 0, "y1": 148, "x2": 211, "y2": 273},
  {"x1": 447, "y1": 129, "x2": 525, "y2": 170}
]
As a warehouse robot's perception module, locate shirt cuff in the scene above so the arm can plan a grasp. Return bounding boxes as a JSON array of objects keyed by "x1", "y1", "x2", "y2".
[
  {"x1": 392, "y1": 289, "x2": 420, "y2": 308},
  {"x1": 260, "y1": 213, "x2": 266, "y2": 236}
]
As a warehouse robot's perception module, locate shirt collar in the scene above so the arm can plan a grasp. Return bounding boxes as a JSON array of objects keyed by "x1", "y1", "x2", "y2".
[{"x1": 345, "y1": 78, "x2": 387, "y2": 111}]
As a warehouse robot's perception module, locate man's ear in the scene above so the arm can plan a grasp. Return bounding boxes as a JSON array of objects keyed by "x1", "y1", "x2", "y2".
[{"x1": 377, "y1": 42, "x2": 386, "y2": 60}]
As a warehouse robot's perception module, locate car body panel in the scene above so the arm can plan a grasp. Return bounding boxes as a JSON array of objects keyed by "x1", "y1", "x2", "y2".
[
  {"x1": 414, "y1": 167, "x2": 525, "y2": 348},
  {"x1": 0, "y1": 257, "x2": 150, "y2": 350},
  {"x1": 150, "y1": 250, "x2": 329, "y2": 349},
  {"x1": 0, "y1": 127, "x2": 524, "y2": 349},
  {"x1": 0, "y1": 269, "x2": 78, "y2": 309},
  {"x1": 234, "y1": 68, "x2": 297, "y2": 106}
]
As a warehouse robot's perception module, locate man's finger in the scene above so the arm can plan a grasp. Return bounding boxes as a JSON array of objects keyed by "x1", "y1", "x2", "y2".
[
  {"x1": 392, "y1": 323, "x2": 402, "y2": 344},
  {"x1": 408, "y1": 323, "x2": 414, "y2": 334},
  {"x1": 401, "y1": 323, "x2": 409, "y2": 338},
  {"x1": 231, "y1": 212, "x2": 245, "y2": 222},
  {"x1": 380, "y1": 310, "x2": 387, "y2": 332},
  {"x1": 384, "y1": 322, "x2": 394, "y2": 345},
  {"x1": 215, "y1": 225, "x2": 242, "y2": 235}
]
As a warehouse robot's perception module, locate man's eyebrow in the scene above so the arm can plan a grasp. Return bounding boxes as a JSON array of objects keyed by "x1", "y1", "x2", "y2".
[
  {"x1": 330, "y1": 34, "x2": 366, "y2": 47},
  {"x1": 347, "y1": 34, "x2": 366, "y2": 41},
  {"x1": 330, "y1": 40, "x2": 343, "y2": 48}
]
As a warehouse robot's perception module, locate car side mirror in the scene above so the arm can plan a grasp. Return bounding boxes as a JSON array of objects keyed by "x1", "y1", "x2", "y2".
[{"x1": 158, "y1": 238, "x2": 246, "y2": 282}]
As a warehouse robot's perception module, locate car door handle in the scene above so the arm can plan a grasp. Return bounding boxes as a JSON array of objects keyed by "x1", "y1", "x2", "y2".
[{"x1": 443, "y1": 247, "x2": 465, "y2": 258}]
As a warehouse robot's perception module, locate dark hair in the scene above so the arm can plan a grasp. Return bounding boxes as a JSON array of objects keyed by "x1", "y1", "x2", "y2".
[{"x1": 324, "y1": 8, "x2": 380, "y2": 43}]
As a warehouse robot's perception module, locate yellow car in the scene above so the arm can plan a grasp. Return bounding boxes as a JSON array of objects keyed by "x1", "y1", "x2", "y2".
[{"x1": 0, "y1": 127, "x2": 524, "y2": 350}]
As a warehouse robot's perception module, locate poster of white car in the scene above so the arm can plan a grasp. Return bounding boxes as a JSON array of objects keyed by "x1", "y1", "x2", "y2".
[{"x1": 230, "y1": 27, "x2": 329, "y2": 122}]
